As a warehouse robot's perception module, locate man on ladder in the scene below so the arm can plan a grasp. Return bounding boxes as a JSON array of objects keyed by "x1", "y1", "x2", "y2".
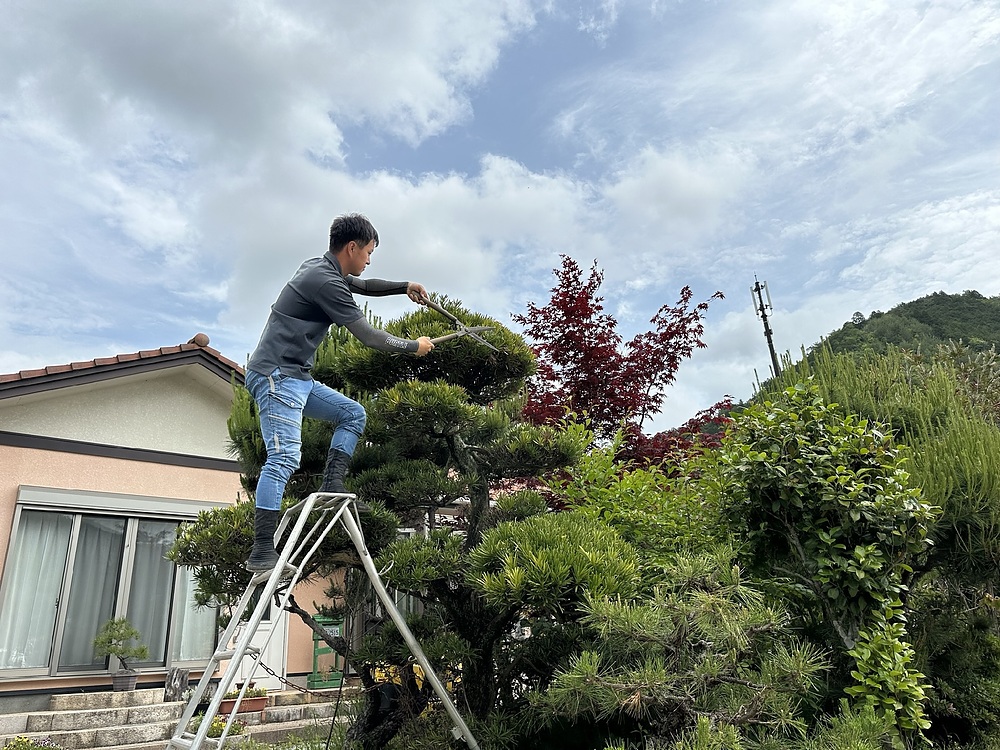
[
  {"x1": 243, "y1": 212, "x2": 434, "y2": 571},
  {"x1": 167, "y1": 213, "x2": 483, "y2": 750}
]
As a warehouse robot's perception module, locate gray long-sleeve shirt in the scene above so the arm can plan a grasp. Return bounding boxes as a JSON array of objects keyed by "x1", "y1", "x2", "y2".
[{"x1": 247, "y1": 251, "x2": 418, "y2": 379}]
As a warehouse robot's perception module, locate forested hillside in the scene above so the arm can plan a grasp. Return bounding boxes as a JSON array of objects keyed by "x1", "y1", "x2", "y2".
[{"x1": 818, "y1": 290, "x2": 1000, "y2": 354}]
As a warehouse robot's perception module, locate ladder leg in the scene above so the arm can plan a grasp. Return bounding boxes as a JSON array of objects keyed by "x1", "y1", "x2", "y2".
[
  {"x1": 167, "y1": 495, "x2": 332, "y2": 750},
  {"x1": 167, "y1": 558, "x2": 275, "y2": 748},
  {"x1": 340, "y1": 508, "x2": 481, "y2": 750}
]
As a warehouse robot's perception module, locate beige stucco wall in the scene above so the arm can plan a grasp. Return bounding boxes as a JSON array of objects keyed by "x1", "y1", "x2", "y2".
[
  {"x1": 0, "y1": 444, "x2": 244, "y2": 579},
  {"x1": 285, "y1": 577, "x2": 344, "y2": 678},
  {"x1": 0, "y1": 365, "x2": 235, "y2": 459}
]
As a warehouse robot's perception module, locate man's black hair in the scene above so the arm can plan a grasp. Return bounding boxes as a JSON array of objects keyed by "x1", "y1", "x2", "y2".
[{"x1": 329, "y1": 213, "x2": 379, "y2": 253}]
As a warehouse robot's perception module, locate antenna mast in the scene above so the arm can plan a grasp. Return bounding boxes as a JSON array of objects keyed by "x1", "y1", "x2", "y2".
[{"x1": 751, "y1": 275, "x2": 781, "y2": 378}]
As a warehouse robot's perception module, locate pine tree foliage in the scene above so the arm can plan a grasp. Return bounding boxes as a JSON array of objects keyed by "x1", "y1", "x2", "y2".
[
  {"x1": 340, "y1": 296, "x2": 534, "y2": 405},
  {"x1": 932, "y1": 340, "x2": 1000, "y2": 427},
  {"x1": 225, "y1": 378, "x2": 266, "y2": 497},
  {"x1": 529, "y1": 547, "x2": 829, "y2": 747},
  {"x1": 467, "y1": 513, "x2": 641, "y2": 613}
]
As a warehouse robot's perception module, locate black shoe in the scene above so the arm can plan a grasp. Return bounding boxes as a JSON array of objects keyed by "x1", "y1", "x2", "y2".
[
  {"x1": 319, "y1": 449, "x2": 353, "y2": 494},
  {"x1": 245, "y1": 508, "x2": 281, "y2": 571}
]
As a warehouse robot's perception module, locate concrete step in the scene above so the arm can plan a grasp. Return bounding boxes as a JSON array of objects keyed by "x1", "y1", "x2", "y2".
[
  {"x1": 93, "y1": 715, "x2": 350, "y2": 750},
  {"x1": 251, "y1": 699, "x2": 342, "y2": 726},
  {"x1": 26, "y1": 703, "x2": 184, "y2": 732},
  {"x1": 0, "y1": 715, "x2": 27, "y2": 736},
  {"x1": 1, "y1": 719, "x2": 178, "y2": 750},
  {"x1": 84, "y1": 714, "x2": 351, "y2": 750},
  {"x1": 268, "y1": 686, "x2": 360, "y2": 706},
  {"x1": 48, "y1": 689, "x2": 166, "y2": 712},
  {"x1": 0, "y1": 687, "x2": 361, "y2": 750},
  {"x1": 246, "y1": 715, "x2": 349, "y2": 745}
]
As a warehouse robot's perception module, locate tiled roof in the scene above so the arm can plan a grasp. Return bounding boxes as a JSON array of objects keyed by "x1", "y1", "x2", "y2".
[{"x1": 0, "y1": 333, "x2": 244, "y2": 388}]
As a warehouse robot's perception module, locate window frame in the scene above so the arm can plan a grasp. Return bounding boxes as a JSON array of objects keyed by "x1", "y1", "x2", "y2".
[{"x1": 0, "y1": 486, "x2": 226, "y2": 680}]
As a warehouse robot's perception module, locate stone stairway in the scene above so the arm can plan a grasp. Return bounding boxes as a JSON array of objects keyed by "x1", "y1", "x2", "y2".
[{"x1": 0, "y1": 686, "x2": 360, "y2": 749}]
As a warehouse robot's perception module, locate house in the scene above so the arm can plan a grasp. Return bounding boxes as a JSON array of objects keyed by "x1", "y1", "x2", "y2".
[{"x1": 0, "y1": 334, "x2": 329, "y2": 706}]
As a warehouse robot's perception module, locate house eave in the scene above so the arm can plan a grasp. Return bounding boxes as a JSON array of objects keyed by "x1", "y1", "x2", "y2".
[{"x1": 0, "y1": 430, "x2": 242, "y2": 472}]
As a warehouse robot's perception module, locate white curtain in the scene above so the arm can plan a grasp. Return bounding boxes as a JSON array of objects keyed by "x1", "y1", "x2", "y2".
[
  {"x1": 126, "y1": 521, "x2": 177, "y2": 664},
  {"x1": 58, "y1": 516, "x2": 125, "y2": 669},
  {"x1": 0, "y1": 511, "x2": 73, "y2": 669},
  {"x1": 171, "y1": 567, "x2": 216, "y2": 661}
]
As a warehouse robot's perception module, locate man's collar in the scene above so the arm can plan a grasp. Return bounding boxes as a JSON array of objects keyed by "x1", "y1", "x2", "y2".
[{"x1": 324, "y1": 251, "x2": 345, "y2": 276}]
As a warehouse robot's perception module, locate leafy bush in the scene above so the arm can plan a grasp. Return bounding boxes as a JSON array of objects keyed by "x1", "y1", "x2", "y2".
[
  {"x1": 716, "y1": 382, "x2": 936, "y2": 738},
  {"x1": 547, "y1": 435, "x2": 726, "y2": 577}
]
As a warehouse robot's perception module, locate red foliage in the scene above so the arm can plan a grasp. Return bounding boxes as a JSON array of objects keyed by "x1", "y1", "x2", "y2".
[
  {"x1": 513, "y1": 255, "x2": 725, "y2": 452},
  {"x1": 622, "y1": 397, "x2": 734, "y2": 468},
  {"x1": 512, "y1": 256, "x2": 628, "y2": 438}
]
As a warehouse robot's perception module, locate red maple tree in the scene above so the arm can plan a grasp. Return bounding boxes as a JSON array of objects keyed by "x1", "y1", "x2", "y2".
[{"x1": 513, "y1": 255, "x2": 728, "y2": 462}]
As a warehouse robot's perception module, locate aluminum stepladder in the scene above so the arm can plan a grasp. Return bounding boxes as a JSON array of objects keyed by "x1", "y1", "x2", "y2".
[{"x1": 166, "y1": 492, "x2": 481, "y2": 750}]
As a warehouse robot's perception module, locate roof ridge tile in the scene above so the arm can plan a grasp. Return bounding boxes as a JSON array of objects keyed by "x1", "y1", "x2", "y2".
[{"x1": 0, "y1": 333, "x2": 244, "y2": 388}]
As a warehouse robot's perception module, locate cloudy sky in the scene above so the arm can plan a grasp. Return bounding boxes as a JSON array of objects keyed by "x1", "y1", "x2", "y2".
[{"x1": 2, "y1": 0, "x2": 999, "y2": 429}]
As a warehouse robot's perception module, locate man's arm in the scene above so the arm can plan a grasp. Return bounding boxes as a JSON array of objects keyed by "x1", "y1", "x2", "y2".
[
  {"x1": 346, "y1": 277, "x2": 407, "y2": 297},
  {"x1": 347, "y1": 277, "x2": 429, "y2": 305},
  {"x1": 344, "y1": 317, "x2": 434, "y2": 356}
]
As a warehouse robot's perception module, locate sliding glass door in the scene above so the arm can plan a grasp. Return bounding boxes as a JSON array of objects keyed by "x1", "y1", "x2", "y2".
[
  {"x1": 58, "y1": 516, "x2": 126, "y2": 670},
  {"x1": 0, "y1": 510, "x2": 73, "y2": 669},
  {"x1": 126, "y1": 520, "x2": 179, "y2": 665},
  {"x1": 0, "y1": 507, "x2": 215, "y2": 677}
]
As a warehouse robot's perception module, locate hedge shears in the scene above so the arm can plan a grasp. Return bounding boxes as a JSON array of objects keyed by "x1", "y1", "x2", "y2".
[{"x1": 423, "y1": 298, "x2": 498, "y2": 352}]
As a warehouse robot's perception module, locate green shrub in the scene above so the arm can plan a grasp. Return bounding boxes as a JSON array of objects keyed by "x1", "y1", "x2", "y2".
[
  {"x1": 716, "y1": 382, "x2": 936, "y2": 739},
  {"x1": 5, "y1": 737, "x2": 62, "y2": 750}
]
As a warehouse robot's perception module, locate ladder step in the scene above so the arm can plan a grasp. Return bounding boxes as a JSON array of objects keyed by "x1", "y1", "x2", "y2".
[
  {"x1": 250, "y1": 563, "x2": 299, "y2": 585},
  {"x1": 169, "y1": 732, "x2": 219, "y2": 749},
  {"x1": 213, "y1": 645, "x2": 260, "y2": 660}
]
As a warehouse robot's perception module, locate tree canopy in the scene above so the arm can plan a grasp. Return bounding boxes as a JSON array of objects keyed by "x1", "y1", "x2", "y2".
[
  {"x1": 513, "y1": 254, "x2": 726, "y2": 461},
  {"x1": 817, "y1": 290, "x2": 1000, "y2": 356}
]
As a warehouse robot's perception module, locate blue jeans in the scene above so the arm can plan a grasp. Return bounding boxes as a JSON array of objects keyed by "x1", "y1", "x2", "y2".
[{"x1": 245, "y1": 368, "x2": 366, "y2": 510}]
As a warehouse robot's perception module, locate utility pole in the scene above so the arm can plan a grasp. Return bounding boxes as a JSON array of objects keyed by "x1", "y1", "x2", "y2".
[{"x1": 751, "y1": 276, "x2": 781, "y2": 378}]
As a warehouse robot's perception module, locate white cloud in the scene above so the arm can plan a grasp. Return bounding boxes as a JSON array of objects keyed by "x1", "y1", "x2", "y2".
[
  {"x1": 1, "y1": 0, "x2": 542, "y2": 154},
  {"x1": 601, "y1": 144, "x2": 754, "y2": 262},
  {"x1": 840, "y1": 191, "x2": 1000, "y2": 301},
  {"x1": 577, "y1": 0, "x2": 622, "y2": 43},
  {"x1": 2, "y1": 0, "x2": 999, "y2": 434}
]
